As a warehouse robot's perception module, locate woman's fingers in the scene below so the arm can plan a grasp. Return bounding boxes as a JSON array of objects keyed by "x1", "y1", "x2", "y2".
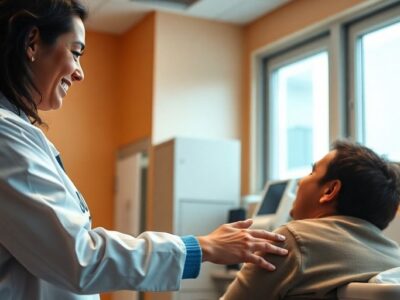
[
  {"x1": 249, "y1": 241, "x2": 288, "y2": 255},
  {"x1": 197, "y1": 220, "x2": 288, "y2": 270},
  {"x1": 230, "y1": 219, "x2": 286, "y2": 242},
  {"x1": 244, "y1": 253, "x2": 277, "y2": 271},
  {"x1": 247, "y1": 228, "x2": 286, "y2": 242},
  {"x1": 229, "y1": 219, "x2": 253, "y2": 228}
]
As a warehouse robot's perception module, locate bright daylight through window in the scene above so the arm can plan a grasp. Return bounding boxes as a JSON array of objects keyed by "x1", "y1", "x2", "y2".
[
  {"x1": 270, "y1": 51, "x2": 329, "y2": 179},
  {"x1": 358, "y1": 21, "x2": 400, "y2": 161}
]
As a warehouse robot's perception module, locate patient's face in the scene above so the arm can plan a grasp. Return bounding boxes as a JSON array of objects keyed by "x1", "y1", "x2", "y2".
[{"x1": 290, "y1": 150, "x2": 336, "y2": 220}]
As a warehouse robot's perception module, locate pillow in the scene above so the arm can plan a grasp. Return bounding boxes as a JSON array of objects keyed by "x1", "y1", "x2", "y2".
[{"x1": 369, "y1": 267, "x2": 400, "y2": 284}]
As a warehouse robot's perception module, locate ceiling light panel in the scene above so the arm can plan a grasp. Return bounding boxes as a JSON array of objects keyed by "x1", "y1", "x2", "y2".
[{"x1": 130, "y1": 0, "x2": 200, "y2": 10}]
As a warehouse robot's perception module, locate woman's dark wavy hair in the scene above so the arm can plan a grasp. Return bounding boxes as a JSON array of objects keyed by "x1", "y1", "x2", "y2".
[
  {"x1": 319, "y1": 140, "x2": 400, "y2": 230},
  {"x1": 0, "y1": 0, "x2": 87, "y2": 125}
]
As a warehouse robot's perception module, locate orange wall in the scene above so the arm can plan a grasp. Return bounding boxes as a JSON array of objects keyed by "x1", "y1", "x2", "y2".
[
  {"x1": 241, "y1": 0, "x2": 364, "y2": 194},
  {"x1": 117, "y1": 13, "x2": 155, "y2": 147},
  {"x1": 42, "y1": 15, "x2": 156, "y2": 299},
  {"x1": 41, "y1": 31, "x2": 119, "y2": 300},
  {"x1": 42, "y1": 31, "x2": 119, "y2": 229}
]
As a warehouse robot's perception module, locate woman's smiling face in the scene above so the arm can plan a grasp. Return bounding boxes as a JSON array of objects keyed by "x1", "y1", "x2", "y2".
[{"x1": 29, "y1": 16, "x2": 85, "y2": 111}]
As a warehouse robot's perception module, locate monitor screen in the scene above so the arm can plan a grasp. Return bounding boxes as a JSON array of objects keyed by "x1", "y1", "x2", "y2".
[{"x1": 256, "y1": 181, "x2": 288, "y2": 216}]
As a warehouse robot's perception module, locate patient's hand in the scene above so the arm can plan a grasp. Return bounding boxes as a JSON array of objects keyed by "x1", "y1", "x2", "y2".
[{"x1": 197, "y1": 219, "x2": 288, "y2": 271}]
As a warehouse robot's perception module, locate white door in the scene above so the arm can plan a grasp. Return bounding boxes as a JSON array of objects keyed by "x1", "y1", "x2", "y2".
[{"x1": 113, "y1": 152, "x2": 143, "y2": 300}]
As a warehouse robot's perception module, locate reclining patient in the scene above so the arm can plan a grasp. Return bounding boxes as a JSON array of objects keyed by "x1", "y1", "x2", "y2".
[{"x1": 222, "y1": 141, "x2": 400, "y2": 300}]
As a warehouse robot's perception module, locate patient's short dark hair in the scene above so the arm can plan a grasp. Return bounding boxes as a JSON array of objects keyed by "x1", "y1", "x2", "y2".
[{"x1": 320, "y1": 141, "x2": 400, "y2": 230}]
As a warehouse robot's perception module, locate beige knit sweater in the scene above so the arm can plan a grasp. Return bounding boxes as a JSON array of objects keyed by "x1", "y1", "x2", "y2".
[{"x1": 222, "y1": 215, "x2": 400, "y2": 300}]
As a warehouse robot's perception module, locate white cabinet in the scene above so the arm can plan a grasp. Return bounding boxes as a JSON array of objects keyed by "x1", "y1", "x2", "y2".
[{"x1": 151, "y1": 137, "x2": 241, "y2": 300}]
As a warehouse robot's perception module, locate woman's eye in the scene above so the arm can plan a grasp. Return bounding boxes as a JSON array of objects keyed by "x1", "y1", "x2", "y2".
[{"x1": 71, "y1": 50, "x2": 82, "y2": 60}]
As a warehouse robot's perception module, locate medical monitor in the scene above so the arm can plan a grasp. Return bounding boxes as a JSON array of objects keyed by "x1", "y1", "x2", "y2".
[
  {"x1": 251, "y1": 179, "x2": 297, "y2": 230},
  {"x1": 255, "y1": 180, "x2": 288, "y2": 216}
]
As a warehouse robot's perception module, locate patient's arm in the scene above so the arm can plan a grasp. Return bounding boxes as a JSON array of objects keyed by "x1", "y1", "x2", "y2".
[{"x1": 221, "y1": 226, "x2": 301, "y2": 300}]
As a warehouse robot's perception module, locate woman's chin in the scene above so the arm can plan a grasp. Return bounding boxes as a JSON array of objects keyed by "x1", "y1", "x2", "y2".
[{"x1": 38, "y1": 99, "x2": 63, "y2": 111}]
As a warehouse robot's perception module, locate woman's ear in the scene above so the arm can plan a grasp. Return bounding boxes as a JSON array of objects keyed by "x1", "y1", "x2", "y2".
[
  {"x1": 320, "y1": 180, "x2": 341, "y2": 204},
  {"x1": 26, "y1": 27, "x2": 40, "y2": 62}
]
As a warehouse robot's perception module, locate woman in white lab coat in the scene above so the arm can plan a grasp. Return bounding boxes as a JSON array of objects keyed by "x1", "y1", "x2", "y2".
[{"x1": 0, "y1": 0, "x2": 288, "y2": 299}]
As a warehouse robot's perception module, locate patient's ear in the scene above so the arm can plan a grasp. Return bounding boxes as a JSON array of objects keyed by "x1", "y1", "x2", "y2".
[{"x1": 320, "y1": 180, "x2": 341, "y2": 204}]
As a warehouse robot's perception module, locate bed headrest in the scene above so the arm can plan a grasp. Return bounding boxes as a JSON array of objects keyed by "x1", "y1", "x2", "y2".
[{"x1": 369, "y1": 267, "x2": 400, "y2": 284}]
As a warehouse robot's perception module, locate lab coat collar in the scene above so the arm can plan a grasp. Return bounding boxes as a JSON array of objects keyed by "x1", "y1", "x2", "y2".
[{"x1": 0, "y1": 91, "x2": 31, "y2": 123}]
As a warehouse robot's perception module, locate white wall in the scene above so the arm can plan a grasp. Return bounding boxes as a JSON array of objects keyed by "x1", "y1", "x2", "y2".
[{"x1": 153, "y1": 12, "x2": 243, "y2": 144}]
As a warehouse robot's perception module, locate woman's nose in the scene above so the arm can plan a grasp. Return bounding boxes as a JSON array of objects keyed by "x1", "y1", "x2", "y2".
[{"x1": 72, "y1": 63, "x2": 84, "y2": 81}]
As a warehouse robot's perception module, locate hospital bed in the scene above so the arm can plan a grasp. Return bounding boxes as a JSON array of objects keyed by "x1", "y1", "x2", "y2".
[
  {"x1": 337, "y1": 267, "x2": 400, "y2": 300},
  {"x1": 337, "y1": 282, "x2": 400, "y2": 299}
]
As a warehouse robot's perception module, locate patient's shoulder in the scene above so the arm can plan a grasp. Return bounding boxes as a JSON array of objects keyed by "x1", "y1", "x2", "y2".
[
  {"x1": 285, "y1": 215, "x2": 378, "y2": 236},
  {"x1": 281, "y1": 215, "x2": 398, "y2": 255}
]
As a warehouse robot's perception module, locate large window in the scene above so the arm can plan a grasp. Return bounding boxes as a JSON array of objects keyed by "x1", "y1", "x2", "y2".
[
  {"x1": 349, "y1": 8, "x2": 400, "y2": 161},
  {"x1": 265, "y1": 39, "x2": 330, "y2": 180}
]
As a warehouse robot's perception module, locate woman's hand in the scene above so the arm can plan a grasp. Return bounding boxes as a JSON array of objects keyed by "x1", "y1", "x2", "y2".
[{"x1": 197, "y1": 219, "x2": 288, "y2": 271}]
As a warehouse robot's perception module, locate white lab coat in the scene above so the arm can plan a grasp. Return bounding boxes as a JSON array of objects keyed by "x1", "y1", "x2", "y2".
[{"x1": 0, "y1": 93, "x2": 189, "y2": 299}]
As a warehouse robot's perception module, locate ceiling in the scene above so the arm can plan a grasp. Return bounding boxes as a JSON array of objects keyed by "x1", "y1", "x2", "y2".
[{"x1": 83, "y1": 0, "x2": 290, "y2": 35}]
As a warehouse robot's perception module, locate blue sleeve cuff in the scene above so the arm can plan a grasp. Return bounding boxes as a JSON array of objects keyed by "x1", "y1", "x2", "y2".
[{"x1": 180, "y1": 235, "x2": 202, "y2": 279}]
